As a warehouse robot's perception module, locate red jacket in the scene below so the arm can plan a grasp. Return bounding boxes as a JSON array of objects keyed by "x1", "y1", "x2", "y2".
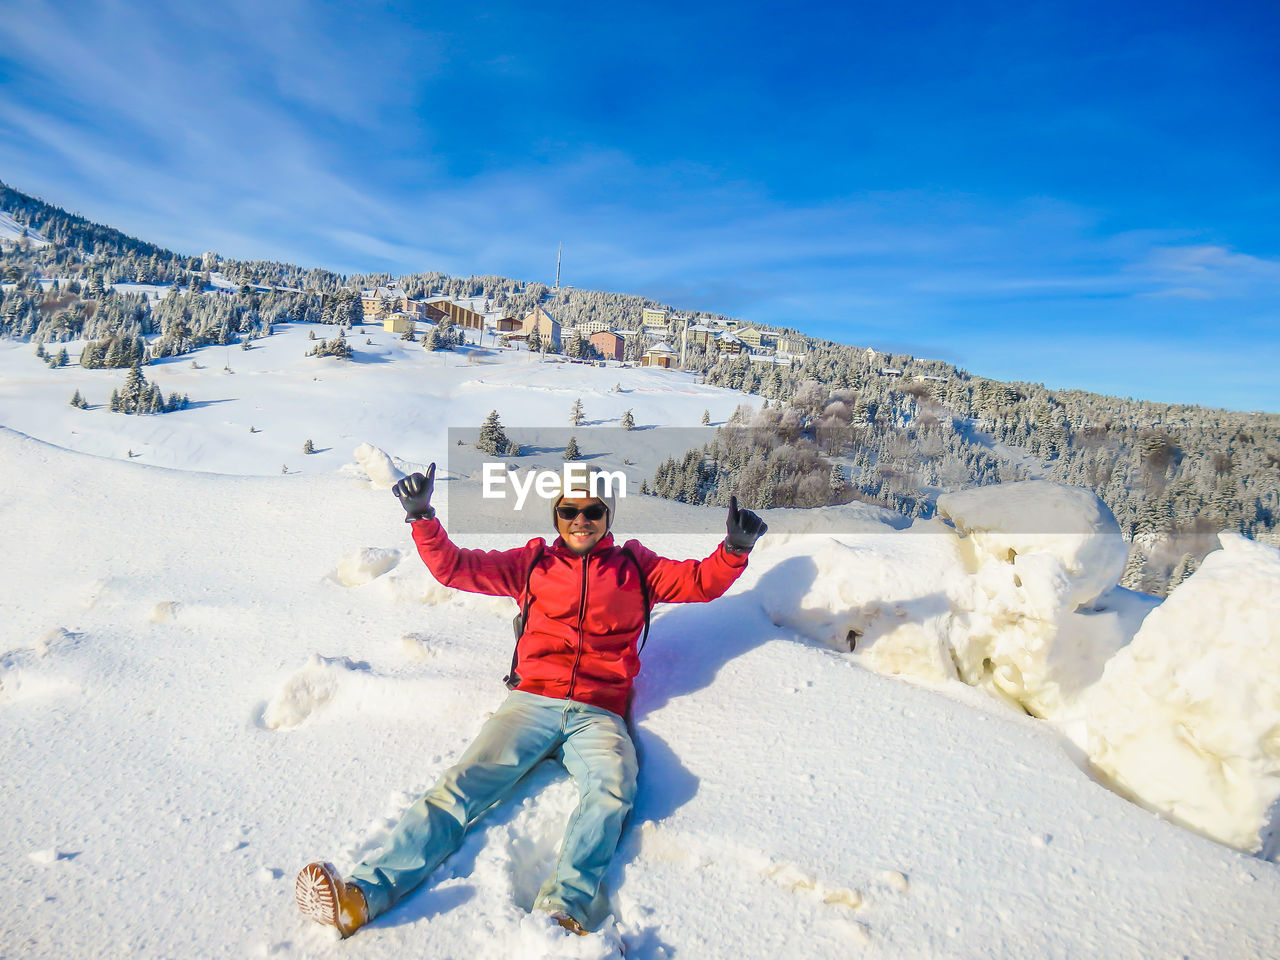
[{"x1": 410, "y1": 518, "x2": 748, "y2": 716}]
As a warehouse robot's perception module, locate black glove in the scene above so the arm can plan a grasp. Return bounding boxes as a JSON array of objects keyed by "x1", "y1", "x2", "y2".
[
  {"x1": 725, "y1": 495, "x2": 767, "y2": 554},
  {"x1": 392, "y1": 464, "x2": 436, "y2": 522}
]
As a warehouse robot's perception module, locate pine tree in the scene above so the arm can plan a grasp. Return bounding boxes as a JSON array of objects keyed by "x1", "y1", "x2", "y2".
[
  {"x1": 570, "y1": 398, "x2": 585, "y2": 426},
  {"x1": 436, "y1": 316, "x2": 457, "y2": 349},
  {"x1": 303, "y1": 439, "x2": 315, "y2": 454},
  {"x1": 621, "y1": 409, "x2": 635, "y2": 431},
  {"x1": 120, "y1": 364, "x2": 147, "y2": 414},
  {"x1": 564, "y1": 436, "x2": 581, "y2": 461},
  {"x1": 701, "y1": 409, "x2": 711, "y2": 425},
  {"x1": 829, "y1": 463, "x2": 847, "y2": 495},
  {"x1": 1170, "y1": 552, "x2": 1198, "y2": 589},
  {"x1": 70, "y1": 389, "x2": 87, "y2": 409},
  {"x1": 478, "y1": 410, "x2": 510, "y2": 455}
]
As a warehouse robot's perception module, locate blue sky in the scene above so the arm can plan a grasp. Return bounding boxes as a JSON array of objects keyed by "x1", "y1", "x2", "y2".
[{"x1": 2, "y1": 0, "x2": 1278, "y2": 411}]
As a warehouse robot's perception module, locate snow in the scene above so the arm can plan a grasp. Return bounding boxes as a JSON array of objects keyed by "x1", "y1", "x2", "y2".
[
  {"x1": 762, "y1": 482, "x2": 1139, "y2": 717},
  {"x1": 0, "y1": 208, "x2": 50, "y2": 247},
  {"x1": 2, "y1": 328, "x2": 1280, "y2": 958},
  {"x1": 1079, "y1": 532, "x2": 1280, "y2": 856}
]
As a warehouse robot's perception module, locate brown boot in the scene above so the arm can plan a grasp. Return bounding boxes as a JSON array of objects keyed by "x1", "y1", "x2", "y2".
[
  {"x1": 549, "y1": 911, "x2": 587, "y2": 936},
  {"x1": 295, "y1": 862, "x2": 369, "y2": 938}
]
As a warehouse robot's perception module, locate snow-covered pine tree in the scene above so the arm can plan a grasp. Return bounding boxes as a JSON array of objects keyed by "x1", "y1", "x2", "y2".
[
  {"x1": 70, "y1": 389, "x2": 87, "y2": 408},
  {"x1": 564, "y1": 436, "x2": 581, "y2": 461},
  {"x1": 478, "y1": 410, "x2": 511, "y2": 456},
  {"x1": 570, "y1": 398, "x2": 585, "y2": 426},
  {"x1": 436, "y1": 316, "x2": 457, "y2": 349},
  {"x1": 829, "y1": 463, "x2": 847, "y2": 495},
  {"x1": 701, "y1": 409, "x2": 710, "y2": 425},
  {"x1": 621, "y1": 409, "x2": 635, "y2": 430},
  {"x1": 303, "y1": 439, "x2": 314, "y2": 454}
]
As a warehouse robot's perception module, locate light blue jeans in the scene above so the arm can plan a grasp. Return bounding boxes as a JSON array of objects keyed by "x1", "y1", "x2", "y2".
[{"x1": 348, "y1": 690, "x2": 638, "y2": 930}]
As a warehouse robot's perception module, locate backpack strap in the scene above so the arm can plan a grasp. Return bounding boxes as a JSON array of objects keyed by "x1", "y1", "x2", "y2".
[
  {"x1": 504, "y1": 545, "x2": 545, "y2": 689},
  {"x1": 620, "y1": 546, "x2": 652, "y2": 653}
]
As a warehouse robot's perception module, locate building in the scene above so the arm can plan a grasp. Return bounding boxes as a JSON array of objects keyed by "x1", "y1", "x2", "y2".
[
  {"x1": 716, "y1": 332, "x2": 746, "y2": 355},
  {"x1": 776, "y1": 335, "x2": 808, "y2": 354},
  {"x1": 589, "y1": 330, "x2": 625, "y2": 361},
  {"x1": 382, "y1": 312, "x2": 418, "y2": 335},
  {"x1": 425, "y1": 297, "x2": 485, "y2": 330},
  {"x1": 521, "y1": 305, "x2": 561, "y2": 344},
  {"x1": 735, "y1": 327, "x2": 777, "y2": 351},
  {"x1": 494, "y1": 315, "x2": 522, "y2": 333},
  {"x1": 580, "y1": 319, "x2": 613, "y2": 335},
  {"x1": 641, "y1": 307, "x2": 668, "y2": 327},
  {"x1": 361, "y1": 284, "x2": 423, "y2": 321},
  {"x1": 641, "y1": 341, "x2": 677, "y2": 368},
  {"x1": 683, "y1": 323, "x2": 718, "y2": 350}
]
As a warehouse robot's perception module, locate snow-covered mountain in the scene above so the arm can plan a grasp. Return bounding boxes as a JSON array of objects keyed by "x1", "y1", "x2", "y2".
[{"x1": 3, "y1": 325, "x2": 1279, "y2": 959}]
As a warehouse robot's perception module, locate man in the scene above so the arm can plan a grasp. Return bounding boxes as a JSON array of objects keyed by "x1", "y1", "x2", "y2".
[{"x1": 296, "y1": 461, "x2": 767, "y2": 938}]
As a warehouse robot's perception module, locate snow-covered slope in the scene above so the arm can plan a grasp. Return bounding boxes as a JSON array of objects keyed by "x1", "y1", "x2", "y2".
[
  {"x1": 0, "y1": 323, "x2": 747, "y2": 477},
  {"x1": 3, "y1": 328, "x2": 1280, "y2": 959},
  {"x1": 0, "y1": 208, "x2": 50, "y2": 247}
]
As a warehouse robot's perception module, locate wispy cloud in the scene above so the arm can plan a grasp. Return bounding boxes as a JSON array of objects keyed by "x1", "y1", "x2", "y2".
[{"x1": 1133, "y1": 244, "x2": 1280, "y2": 300}]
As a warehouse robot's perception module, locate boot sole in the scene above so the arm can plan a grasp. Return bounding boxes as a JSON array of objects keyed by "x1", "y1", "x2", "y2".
[{"x1": 296, "y1": 862, "x2": 359, "y2": 937}]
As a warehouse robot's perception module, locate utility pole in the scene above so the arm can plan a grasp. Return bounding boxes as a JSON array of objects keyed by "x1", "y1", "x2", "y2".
[{"x1": 555, "y1": 243, "x2": 562, "y2": 290}]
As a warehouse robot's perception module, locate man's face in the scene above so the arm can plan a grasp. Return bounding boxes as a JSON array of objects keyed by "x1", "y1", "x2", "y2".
[{"x1": 555, "y1": 495, "x2": 608, "y2": 555}]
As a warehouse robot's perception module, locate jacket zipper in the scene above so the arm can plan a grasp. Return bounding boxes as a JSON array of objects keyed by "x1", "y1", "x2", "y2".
[{"x1": 568, "y1": 552, "x2": 590, "y2": 700}]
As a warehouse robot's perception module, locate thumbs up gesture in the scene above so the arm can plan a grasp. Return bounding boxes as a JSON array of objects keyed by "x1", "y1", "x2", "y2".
[{"x1": 725, "y1": 495, "x2": 767, "y2": 554}]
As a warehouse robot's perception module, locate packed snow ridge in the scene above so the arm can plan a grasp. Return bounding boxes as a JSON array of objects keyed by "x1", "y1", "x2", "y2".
[{"x1": 748, "y1": 476, "x2": 1280, "y2": 857}]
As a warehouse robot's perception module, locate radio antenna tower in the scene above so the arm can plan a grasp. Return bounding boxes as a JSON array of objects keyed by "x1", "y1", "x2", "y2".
[{"x1": 555, "y1": 242, "x2": 562, "y2": 290}]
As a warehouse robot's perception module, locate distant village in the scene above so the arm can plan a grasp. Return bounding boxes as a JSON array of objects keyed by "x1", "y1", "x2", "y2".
[{"x1": 360, "y1": 283, "x2": 819, "y2": 371}]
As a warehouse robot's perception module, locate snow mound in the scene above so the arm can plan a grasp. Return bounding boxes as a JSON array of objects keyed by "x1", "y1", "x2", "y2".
[
  {"x1": 149, "y1": 601, "x2": 181, "y2": 623},
  {"x1": 262, "y1": 653, "x2": 367, "y2": 730},
  {"x1": 27, "y1": 847, "x2": 62, "y2": 866},
  {"x1": 1080, "y1": 533, "x2": 1280, "y2": 856},
  {"x1": 350, "y1": 443, "x2": 407, "y2": 489},
  {"x1": 937, "y1": 480, "x2": 1128, "y2": 609},
  {"x1": 762, "y1": 532, "x2": 964, "y2": 684},
  {"x1": 331, "y1": 547, "x2": 403, "y2": 586},
  {"x1": 936, "y1": 481, "x2": 1131, "y2": 716},
  {"x1": 766, "y1": 482, "x2": 1132, "y2": 716}
]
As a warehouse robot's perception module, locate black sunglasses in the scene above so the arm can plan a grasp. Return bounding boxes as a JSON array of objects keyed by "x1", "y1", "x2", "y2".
[{"x1": 556, "y1": 503, "x2": 607, "y2": 522}]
